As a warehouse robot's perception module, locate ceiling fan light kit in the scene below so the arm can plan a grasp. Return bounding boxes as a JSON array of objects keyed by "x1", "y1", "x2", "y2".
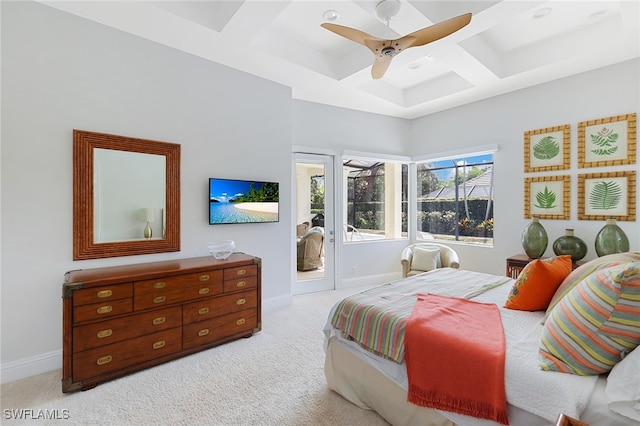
[{"x1": 321, "y1": 7, "x2": 472, "y2": 79}]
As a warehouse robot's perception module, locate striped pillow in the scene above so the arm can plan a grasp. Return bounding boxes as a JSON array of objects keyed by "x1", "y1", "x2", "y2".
[
  {"x1": 545, "y1": 252, "x2": 640, "y2": 318},
  {"x1": 539, "y1": 262, "x2": 640, "y2": 375}
]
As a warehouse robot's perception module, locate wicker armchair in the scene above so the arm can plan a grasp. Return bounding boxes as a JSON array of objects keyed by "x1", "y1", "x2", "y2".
[
  {"x1": 297, "y1": 227, "x2": 324, "y2": 271},
  {"x1": 401, "y1": 243, "x2": 460, "y2": 278}
]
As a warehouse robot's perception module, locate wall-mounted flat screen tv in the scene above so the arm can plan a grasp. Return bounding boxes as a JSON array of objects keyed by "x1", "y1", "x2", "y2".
[{"x1": 209, "y1": 178, "x2": 279, "y2": 224}]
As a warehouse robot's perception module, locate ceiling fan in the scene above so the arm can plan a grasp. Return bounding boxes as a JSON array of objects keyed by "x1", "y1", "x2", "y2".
[{"x1": 321, "y1": 0, "x2": 471, "y2": 79}]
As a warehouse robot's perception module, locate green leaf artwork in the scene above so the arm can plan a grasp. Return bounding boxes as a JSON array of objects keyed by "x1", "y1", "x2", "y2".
[
  {"x1": 590, "y1": 127, "x2": 619, "y2": 156},
  {"x1": 533, "y1": 136, "x2": 560, "y2": 160},
  {"x1": 589, "y1": 180, "x2": 622, "y2": 210},
  {"x1": 534, "y1": 186, "x2": 557, "y2": 209}
]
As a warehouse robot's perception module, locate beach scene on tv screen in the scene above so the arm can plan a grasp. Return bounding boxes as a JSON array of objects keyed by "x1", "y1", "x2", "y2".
[{"x1": 209, "y1": 179, "x2": 279, "y2": 224}]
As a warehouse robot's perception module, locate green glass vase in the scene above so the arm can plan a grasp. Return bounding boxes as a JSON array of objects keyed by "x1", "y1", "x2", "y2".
[
  {"x1": 521, "y1": 216, "x2": 548, "y2": 259},
  {"x1": 553, "y1": 229, "x2": 587, "y2": 261},
  {"x1": 595, "y1": 218, "x2": 629, "y2": 256}
]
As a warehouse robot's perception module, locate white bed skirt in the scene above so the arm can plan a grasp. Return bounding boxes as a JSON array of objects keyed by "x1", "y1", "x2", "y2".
[
  {"x1": 324, "y1": 335, "x2": 632, "y2": 426},
  {"x1": 325, "y1": 334, "x2": 455, "y2": 426}
]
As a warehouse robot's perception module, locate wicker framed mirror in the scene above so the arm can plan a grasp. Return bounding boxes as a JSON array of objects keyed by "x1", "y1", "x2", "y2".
[{"x1": 73, "y1": 129, "x2": 180, "y2": 260}]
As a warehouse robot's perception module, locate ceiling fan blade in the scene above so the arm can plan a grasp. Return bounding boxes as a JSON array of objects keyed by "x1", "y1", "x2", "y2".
[
  {"x1": 400, "y1": 12, "x2": 472, "y2": 48},
  {"x1": 321, "y1": 23, "x2": 376, "y2": 46},
  {"x1": 371, "y1": 56, "x2": 393, "y2": 79},
  {"x1": 323, "y1": 12, "x2": 471, "y2": 79}
]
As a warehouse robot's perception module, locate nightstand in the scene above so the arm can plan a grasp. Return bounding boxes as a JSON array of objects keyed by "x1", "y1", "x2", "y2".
[
  {"x1": 506, "y1": 254, "x2": 585, "y2": 279},
  {"x1": 506, "y1": 254, "x2": 539, "y2": 278}
]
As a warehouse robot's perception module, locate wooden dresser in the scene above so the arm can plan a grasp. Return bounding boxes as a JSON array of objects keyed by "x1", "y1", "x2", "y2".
[{"x1": 62, "y1": 254, "x2": 261, "y2": 392}]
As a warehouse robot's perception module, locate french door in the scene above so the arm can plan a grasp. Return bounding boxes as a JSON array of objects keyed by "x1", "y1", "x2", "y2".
[{"x1": 294, "y1": 153, "x2": 335, "y2": 294}]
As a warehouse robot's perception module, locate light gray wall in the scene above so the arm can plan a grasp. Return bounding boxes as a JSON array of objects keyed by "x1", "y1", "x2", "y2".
[
  {"x1": 409, "y1": 59, "x2": 640, "y2": 274},
  {"x1": 292, "y1": 100, "x2": 410, "y2": 155},
  {"x1": 1, "y1": 1, "x2": 293, "y2": 380}
]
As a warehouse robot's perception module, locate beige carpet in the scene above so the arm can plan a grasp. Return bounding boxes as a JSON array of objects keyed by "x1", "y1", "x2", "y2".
[{"x1": 1, "y1": 287, "x2": 389, "y2": 425}]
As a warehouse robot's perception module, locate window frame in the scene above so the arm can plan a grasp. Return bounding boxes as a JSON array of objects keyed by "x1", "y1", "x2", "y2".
[
  {"x1": 341, "y1": 151, "x2": 410, "y2": 243},
  {"x1": 412, "y1": 146, "x2": 497, "y2": 246}
]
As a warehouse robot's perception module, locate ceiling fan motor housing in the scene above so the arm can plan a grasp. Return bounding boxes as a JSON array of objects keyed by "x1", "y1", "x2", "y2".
[{"x1": 381, "y1": 47, "x2": 396, "y2": 56}]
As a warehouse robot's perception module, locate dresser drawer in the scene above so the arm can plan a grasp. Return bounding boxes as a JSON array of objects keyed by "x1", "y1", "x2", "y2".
[
  {"x1": 73, "y1": 306, "x2": 182, "y2": 353},
  {"x1": 182, "y1": 290, "x2": 258, "y2": 325},
  {"x1": 223, "y1": 275, "x2": 257, "y2": 293},
  {"x1": 73, "y1": 284, "x2": 133, "y2": 307},
  {"x1": 134, "y1": 280, "x2": 223, "y2": 311},
  {"x1": 73, "y1": 298, "x2": 133, "y2": 324},
  {"x1": 134, "y1": 270, "x2": 223, "y2": 294},
  {"x1": 223, "y1": 265, "x2": 257, "y2": 281},
  {"x1": 183, "y1": 309, "x2": 257, "y2": 350},
  {"x1": 72, "y1": 328, "x2": 182, "y2": 381}
]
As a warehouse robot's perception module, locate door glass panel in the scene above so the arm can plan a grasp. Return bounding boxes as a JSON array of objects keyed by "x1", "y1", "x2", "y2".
[
  {"x1": 296, "y1": 162, "x2": 325, "y2": 281},
  {"x1": 295, "y1": 153, "x2": 334, "y2": 295}
]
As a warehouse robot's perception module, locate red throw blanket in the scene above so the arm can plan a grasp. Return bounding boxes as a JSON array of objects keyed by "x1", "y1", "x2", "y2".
[{"x1": 405, "y1": 294, "x2": 509, "y2": 425}]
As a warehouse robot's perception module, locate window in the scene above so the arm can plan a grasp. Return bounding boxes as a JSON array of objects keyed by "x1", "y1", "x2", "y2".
[
  {"x1": 343, "y1": 158, "x2": 408, "y2": 241},
  {"x1": 416, "y1": 153, "x2": 494, "y2": 245}
]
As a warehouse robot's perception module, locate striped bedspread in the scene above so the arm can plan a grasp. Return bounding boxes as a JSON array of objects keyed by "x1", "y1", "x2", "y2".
[{"x1": 330, "y1": 268, "x2": 512, "y2": 363}]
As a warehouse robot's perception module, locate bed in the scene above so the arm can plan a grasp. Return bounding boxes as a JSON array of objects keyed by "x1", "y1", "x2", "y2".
[{"x1": 323, "y1": 257, "x2": 640, "y2": 426}]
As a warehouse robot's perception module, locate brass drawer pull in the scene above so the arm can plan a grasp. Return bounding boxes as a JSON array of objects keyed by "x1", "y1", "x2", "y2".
[
  {"x1": 236, "y1": 281, "x2": 246, "y2": 288},
  {"x1": 236, "y1": 269, "x2": 247, "y2": 276},
  {"x1": 236, "y1": 298, "x2": 246, "y2": 305},
  {"x1": 97, "y1": 305, "x2": 113, "y2": 314},
  {"x1": 153, "y1": 296, "x2": 166, "y2": 304},
  {"x1": 97, "y1": 355, "x2": 112, "y2": 365},
  {"x1": 236, "y1": 318, "x2": 246, "y2": 325},
  {"x1": 152, "y1": 341, "x2": 165, "y2": 349},
  {"x1": 198, "y1": 287, "x2": 210, "y2": 295},
  {"x1": 198, "y1": 307, "x2": 209, "y2": 315},
  {"x1": 97, "y1": 329, "x2": 113, "y2": 339},
  {"x1": 153, "y1": 281, "x2": 166, "y2": 289},
  {"x1": 97, "y1": 289, "x2": 112, "y2": 298},
  {"x1": 199, "y1": 275, "x2": 210, "y2": 281},
  {"x1": 198, "y1": 329, "x2": 209, "y2": 337},
  {"x1": 152, "y1": 317, "x2": 166, "y2": 325}
]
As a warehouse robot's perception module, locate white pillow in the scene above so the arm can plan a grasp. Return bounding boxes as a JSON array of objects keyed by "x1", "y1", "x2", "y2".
[
  {"x1": 411, "y1": 246, "x2": 441, "y2": 272},
  {"x1": 606, "y1": 346, "x2": 640, "y2": 421}
]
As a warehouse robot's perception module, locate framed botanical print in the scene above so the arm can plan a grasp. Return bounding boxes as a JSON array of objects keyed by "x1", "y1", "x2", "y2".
[
  {"x1": 578, "y1": 171, "x2": 636, "y2": 221},
  {"x1": 524, "y1": 175, "x2": 570, "y2": 219},
  {"x1": 578, "y1": 113, "x2": 636, "y2": 168},
  {"x1": 524, "y1": 124, "x2": 570, "y2": 172}
]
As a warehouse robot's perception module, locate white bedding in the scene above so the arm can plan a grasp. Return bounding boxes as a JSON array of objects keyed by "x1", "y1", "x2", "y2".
[{"x1": 323, "y1": 273, "x2": 629, "y2": 425}]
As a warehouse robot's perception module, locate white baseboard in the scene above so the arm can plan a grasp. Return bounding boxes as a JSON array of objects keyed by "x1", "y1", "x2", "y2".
[
  {"x1": 1, "y1": 294, "x2": 293, "y2": 385},
  {"x1": 262, "y1": 293, "x2": 293, "y2": 314},
  {"x1": 1, "y1": 349, "x2": 61, "y2": 385}
]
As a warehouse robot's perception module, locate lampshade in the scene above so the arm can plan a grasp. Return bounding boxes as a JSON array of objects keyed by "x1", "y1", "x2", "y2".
[{"x1": 143, "y1": 208, "x2": 155, "y2": 222}]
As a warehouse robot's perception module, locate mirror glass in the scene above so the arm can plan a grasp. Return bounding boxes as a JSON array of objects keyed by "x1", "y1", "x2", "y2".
[
  {"x1": 94, "y1": 149, "x2": 166, "y2": 242},
  {"x1": 74, "y1": 130, "x2": 180, "y2": 260}
]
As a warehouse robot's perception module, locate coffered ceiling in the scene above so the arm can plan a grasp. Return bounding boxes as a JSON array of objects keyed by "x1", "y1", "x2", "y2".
[{"x1": 39, "y1": 0, "x2": 639, "y2": 119}]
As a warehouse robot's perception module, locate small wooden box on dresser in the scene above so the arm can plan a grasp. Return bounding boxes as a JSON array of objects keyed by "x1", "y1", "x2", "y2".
[{"x1": 62, "y1": 253, "x2": 261, "y2": 392}]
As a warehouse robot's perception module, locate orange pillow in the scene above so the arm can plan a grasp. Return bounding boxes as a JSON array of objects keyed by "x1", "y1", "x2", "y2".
[{"x1": 504, "y1": 255, "x2": 572, "y2": 311}]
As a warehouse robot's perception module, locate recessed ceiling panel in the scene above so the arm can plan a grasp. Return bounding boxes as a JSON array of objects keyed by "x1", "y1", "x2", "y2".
[
  {"x1": 480, "y1": 1, "x2": 622, "y2": 53},
  {"x1": 460, "y1": 1, "x2": 629, "y2": 78},
  {"x1": 150, "y1": 1, "x2": 243, "y2": 32},
  {"x1": 404, "y1": 72, "x2": 474, "y2": 107},
  {"x1": 409, "y1": 0, "x2": 499, "y2": 23}
]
